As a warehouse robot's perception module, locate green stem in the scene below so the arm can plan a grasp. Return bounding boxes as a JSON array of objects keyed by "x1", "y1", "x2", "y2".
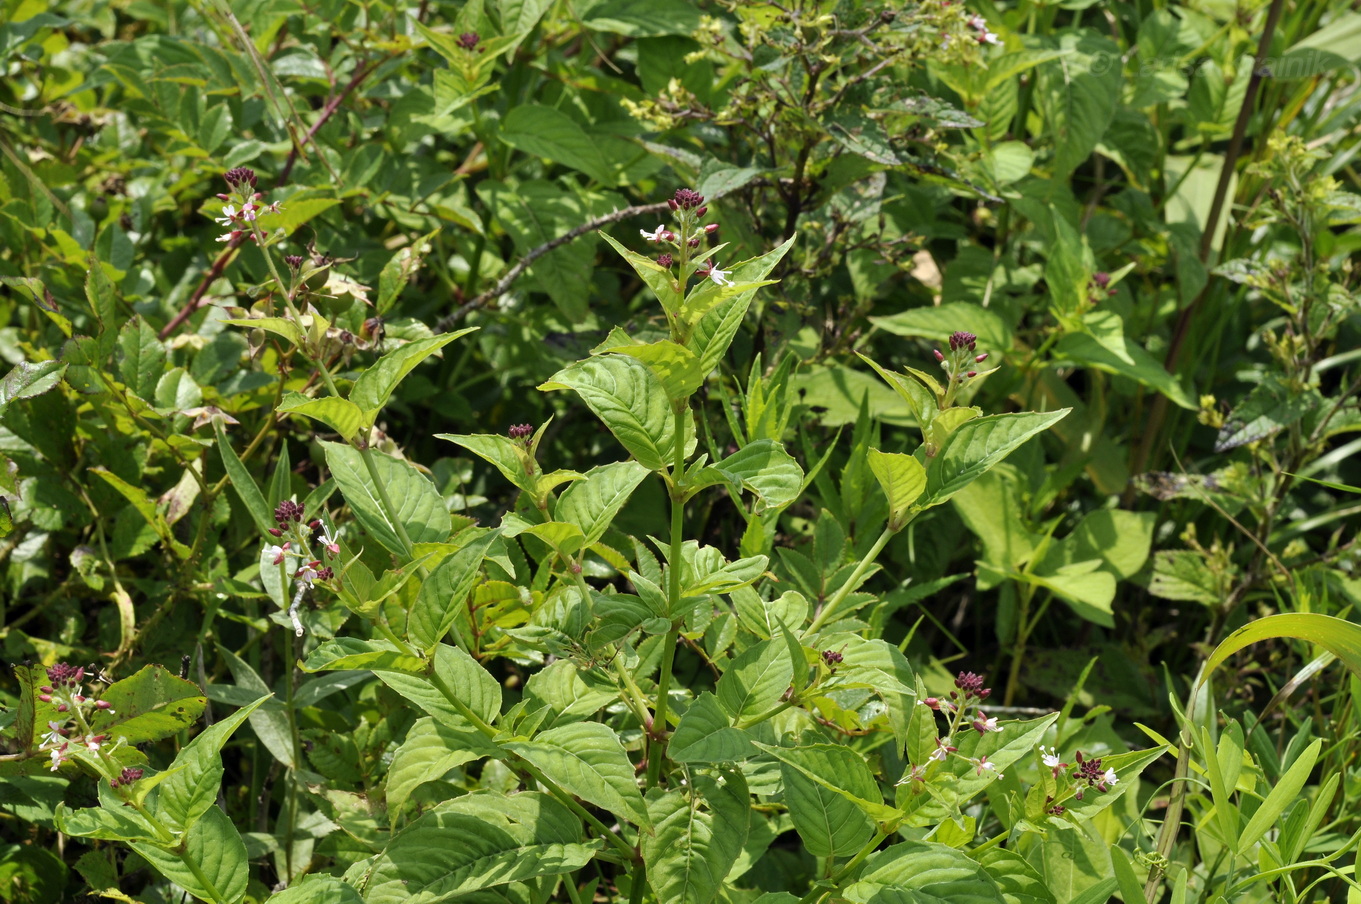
[
  {"x1": 646, "y1": 404, "x2": 690, "y2": 788},
  {"x1": 736, "y1": 699, "x2": 797, "y2": 730},
  {"x1": 179, "y1": 850, "x2": 230, "y2": 904},
  {"x1": 358, "y1": 445, "x2": 419, "y2": 560},
  {"x1": 806, "y1": 527, "x2": 895, "y2": 635},
  {"x1": 795, "y1": 829, "x2": 889, "y2": 904}
]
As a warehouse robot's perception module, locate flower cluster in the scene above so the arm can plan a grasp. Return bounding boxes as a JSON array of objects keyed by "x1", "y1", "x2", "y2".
[
  {"x1": 966, "y1": 14, "x2": 1001, "y2": 45},
  {"x1": 902, "y1": 670, "x2": 1006, "y2": 787},
  {"x1": 110, "y1": 767, "x2": 144, "y2": 789},
  {"x1": 457, "y1": 32, "x2": 481, "y2": 51},
  {"x1": 508, "y1": 423, "x2": 534, "y2": 442},
  {"x1": 264, "y1": 499, "x2": 341, "y2": 636},
  {"x1": 37, "y1": 663, "x2": 116, "y2": 772},
  {"x1": 212, "y1": 167, "x2": 283, "y2": 244},
  {"x1": 1037, "y1": 746, "x2": 1119, "y2": 805},
  {"x1": 932, "y1": 329, "x2": 992, "y2": 403},
  {"x1": 1087, "y1": 271, "x2": 1116, "y2": 305},
  {"x1": 640, "y1": 188, "x2": 729, "y2": 286}
]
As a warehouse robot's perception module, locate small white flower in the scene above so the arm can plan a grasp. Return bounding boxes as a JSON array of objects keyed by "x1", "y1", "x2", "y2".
[
  {"x1": 708, "y1": 263, "x2": 733, "y2": 287},
  {"x1": 318, "y1": 520, "x2": 341, "y2": 557},
  {"x1": 239, "y1": 202, "x2": 259, "y2": 222},
  {"x1": 48, "y1": 744, "x2": 68, "y2": 771},
  {"x1": 84, "y1": 735, "x2": 103, "y2": 752},
  {"x1": 1103, "y1": 767, "x2": 1118, "y2": 785},
  {"x1": 266, "y1": 543, "x2": 287, "y2": 565},
  {"x1": 1040, "y1": 746, "x2": 1062, "y2": 769},
  {"x1": 296, "y1": 562, "x2": 319, "y2": 585},
  {"x1": 39, "y1": 721, "x2": 64, "y2": 748},
  {"x1": 214, "y1": 204, "x2": 239, "y2": 226},
  {"x1": 928, "y1": 746, "x2": 948, "y2": 762},
  {"x1": 215, "y1": 232, "x2": 237, "y2": 243},
  {"x1": 979, "y1": 715, "x2": 1000, "y2": 732},
  {"x1": 640, "y1": 225, "x2": 669, "y2": 241},
  {"x1": 967, "y1": 14, "x2": 986, "y2": 30},
  {"x1": 979, "y1": 30, "x2": 1002, "y2": 45}
]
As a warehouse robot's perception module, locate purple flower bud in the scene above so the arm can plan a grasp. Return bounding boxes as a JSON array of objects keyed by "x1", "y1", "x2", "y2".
[
  {"x1": 457, "y1": 32, "x2": 481, "y2": 50},
  {"x1": 967, "y1": 370, "x2": 977, "y2": 378},
  {"x1": 668, "y1": 199, "x2": 679, "y2": 211},
  {"x1": 975, "y1": 353, "x2": 988, "y2": 363},
  {"x1": 657, "y1": 253, "x2": 673, "y2": 268},
  {"x1": 508, "y1": 423, "x2": 534, "y2": 441},
  {"x1": 1091, "y1": 271, "x2": 1110, "y2": 289},
  {"x1": 38, "y1": 694, "x2": 51, "y2": 703},
  {"x1": 672, "y1": 188, "x2": 704, "y2": 210},
  {"x1": 695, "y1": 206, "x2": 707, "y2": 218},
  {"x1": 933, "y1": 349, "x2": 945, "y2": 362},
  {"x1": 704, "y1": 223, "x2": 719, "y2": 234},
  {"x1": 821, "y1": 649, "x2": 844, "y2": 667},
  {"x1": 948, "y1": 331, "x2": 977, "y2": 352},
  {"x1": 223, "y1": 167, "x2": 257, "y2": 191},
  {"x1": 268, "y1": 527, "x2": 283, "y2": 537},
  {"x1": 95, "y1": 699, "x2": 112, "y2": 709},
  {"x1": 284, "y1": 255, "x2": 305, "y2": 271},
  {"x1": 110, "y1": 766, "x2": 144, "y2": 788},
  {"x1": 688, "y1": 237, "x2": 700, "y2": 248}
]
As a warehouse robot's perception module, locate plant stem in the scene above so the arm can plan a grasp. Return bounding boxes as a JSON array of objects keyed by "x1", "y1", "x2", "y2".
[
  {"x1": 806, "y1": 526, "x2": 894, "y2": 635},
  {"x1": 646, "y1": 403, "x2": 690, "y2": 789}
]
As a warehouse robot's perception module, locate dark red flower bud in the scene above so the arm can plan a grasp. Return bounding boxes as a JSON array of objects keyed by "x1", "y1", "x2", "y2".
[
  {"x1": 948, "y1": 331, "x2": 977, "y2": 352},
  {"x1": 975, "y1": 353, "x2": 988, "y2": 363},
  {"x1": 223, "y1": 167, "x2": 257, "y2": 191},
  {"x1": 933, "y1": 349, "x2": 945, "y2": 362},
  {"x1": 457, "y1": 32, "x2": 480, "y2": 50},
  {"x1": 672, "y1": 188, "x2": 704, "y2": 210},
  {"x1": 268, "y1": 528, "x2": 283, "y2": 537},
  {"x1": 657, "y1": 253, "x2": 673, "y2": 268},
  {"x1": 1091, "y1": 271, "x2": 1110, "y2": 289},
  {"x1": 704, "y1": 223, "x2": 719, "y2": 233},
  {"x1": 695, "y1": 206, "x2": 707, "y2": 218}
]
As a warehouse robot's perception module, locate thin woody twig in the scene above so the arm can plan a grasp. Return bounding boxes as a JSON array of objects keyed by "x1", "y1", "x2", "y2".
[{"x1": 435, "y1": 200, "x2": 671, "y2": 329}]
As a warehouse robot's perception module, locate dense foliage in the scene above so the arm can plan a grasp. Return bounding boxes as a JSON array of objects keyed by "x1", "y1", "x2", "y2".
[{"x1": 1, "y1": 0, "x2": 1360, "y2": 902}]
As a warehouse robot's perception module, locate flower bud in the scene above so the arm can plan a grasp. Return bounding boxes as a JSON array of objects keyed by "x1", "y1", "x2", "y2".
[
  {"x1": 268, "y1": 527, "x2": 283, "y2": 537},
  {"x1": 704, "y1": 223, "x2": 719, "y2": 234},
  {"x1": 657, "y1": 253, "x2": 673, "y2": 268},
  {"x1": 975, "y1": 353, "x2": 988, "y2": 363},
  {"x1": 695, "y1": 206, "x2": 707, "y2": 218},
  {"x1": 967, "y1": 370, "x2": 977, "y2": 378},
  {"x1": 95, "y1": 699, "x2": 112, "y2": 709},
  {"x1": 933, "y1": 349, "x2": 945, "y2": 362}
]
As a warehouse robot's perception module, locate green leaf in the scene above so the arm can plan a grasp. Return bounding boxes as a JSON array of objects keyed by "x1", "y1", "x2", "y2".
[
  {"x1": 86, "y1": 260, "x2": 117, "y2": 334},
  {"x1": 500, "y1": 104, "x2": 613, "y2": 184},
  {"x1": 130, "y1": 806, "x2": 249, "y2": 904},
  {"x1": 408, "y1": 530, "x2": 498, "y2": 653},
  {"x1": 276, "y1": 392, "x2": 365, "y2": 442},
  {"x1": 583, "y1": 0, "x2": 702, "y2": 36},
  {"x1": 868, "y1": 449, "x2": 927, "y2": 530},
  {"x1": 708, "y1": 439, "x2": 804, "y2": 511},
  {"x1": 355, "y1": 808, "x2": 601, "y2": 904},
  {"x1": 603, "y1": 339, "x2": 705, "y2": 400},
  {"x1": 869, "y1": 302, "x2": 1012, "y2": 354},
  {"x1": 555, "y1": 461, "x2": 651, "y2": 547},
  {"x1": 975, "y1": 848, "x2": 1057, "y2": 904},
  {"x1": 504, "y1": 722, "x2": 650, "y2": 827},
  {"x1": 1215, "y1": 377, "x2": 1319, "y2": 452},
  {"x1": 89, "y1": 467, "x2": 191, "y2": 559},
  {"x1": 262, "y1": 875, "x2": 364, "y2": 904},
  {"x1": 350, "y1": 330, "x2": 474, "y2": 422},
  {"x1": 773, "y1": 753, "x2": 875, "y2": 857},
  {"x1": 600, "y1": 232, "x2": 683, "y2": 315},
  {"x1": 436, "y1": 432, "x2": 535, "y2": 493},
  {"x1": 824, "y1": 636, "x2": 918, "y2": 750},
  {"x1": 302, "y1": 637, "x2": 425, "y2": 675},
  {"x1": 670, "y1": 693, "x2": 756, "y2": 763},
  {"x1": 321, "y1": 441, "x2": 450, "y2": 557},
  {"x1": 643, "y1": 770, "x2": 750, "y2": 904},
  {"x1": 1054, "y1": 332, "x2": 1194, "y2": 409},
  {"x1": 114, "y1": 318, "x2": 165, "y2": 402},
  {"x1": 89, "y1": 665, "x2": 207, "y2": 745},
  {"x1": 686, "y1": 237, "x2": 796, "y2": 374},
  {"x1": 539, "y1": 355, "x2": 675, "y2": 472},
  {"x1": 1148, "y1": 550, "x2": 1221, "y2": 605},
  {"x1": 757, "y1": 743, "x2": 899, "y2": 825},
  {"x1": 213, "y1": 420, "x2": 275, "y2": 536},
  {"x1": 1200, "y1": 614, "x2": 1361, "y2": 687},
  {"x1": 0, "y1": 360, "x2": 65, "y2": 419},
  {"x1": 920, "y1": 410, "x2": 1070, "y2": 507},
  {"x1": 150, "y1": 696, "x2": 269, "y2": 833},
  {"x1": 716, "y1": 638, "x2": 793, "y2": 722},
  {"x1": 386, "y1": 717, "x2": 497, "y2": 825},
  {"x1": 376, "y1": 229, "x2": 440, "y2": 315},
  {"x1": 845, "y1": 841, "x2": 1006, "y2": 904},
  {"x1": 221, "y1": 317, "x2": 305, "y2": 347},
  {"x1": 1036, "y1": 33, "x2": 1121, "y2": 179}
]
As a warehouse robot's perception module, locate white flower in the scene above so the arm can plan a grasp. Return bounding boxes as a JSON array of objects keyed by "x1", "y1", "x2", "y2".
[
  {"x1": 215, "y1": 232, "x2": 237, "y2": 243},
  {"x1": 266, "y1": 543, "x2": 287, "y2": 565},
  {"x1": 39, "y1": 721, "x2": 64, "y2": 748},
  {"x1": 318, "y1": 520, "x2": 341, "y2": 557},
  {"x1": 979, "y1": 30, "x2": 1002, "y2": 45},
  {"x1": 928, "y1": 746, "x2": 948, "y2": 762},
  {"x1": 48, "y1": 744, "x2": 68, "y2": 771},
  {"x1": 967, "y1": 14, "x2": 986, "y2": 29},
  {"x1": 215, "y1": 204, "x2": 239, "y2": 227},
  {"x1": 296, "y1": 562, "x2": 319, "y2": 585},
  {"x1": 978, "y1": 715, "x2": 1000, "y2": 732},
  {"x1": 708, "y1": 263, "x2": 733, "y2": 287},
  {"x1": 1103, "y1": 767, "x2": 1118, "y2": 785},
  {"x1": 83, "y1": 735, "x2": 103, "y2": 752},
  {"x1": 239, "y1": 202, "x2": 259, "y2": 222},
  {"x1": 1040, "y1": 746, "x2": 1062, "y2": 769},
  {"x1": 640, "y1": 225, "x2": 669, "y2": 241}
]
